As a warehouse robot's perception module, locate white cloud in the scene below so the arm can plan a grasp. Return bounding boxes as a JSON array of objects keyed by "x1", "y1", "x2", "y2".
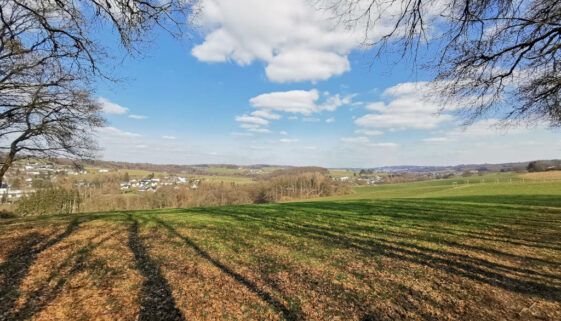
[
  {"x1": 355, "y1": 129, "x2": 384, "y2": 136},
  {"x1": 265, "y1": 49, "x2": 350, "y2": 82},
  {"x1": 326, "y1": 117, "x2": 335, "y2": 123},
  {"x1": 356, "y1": 82, "x2": 455, "y2": 130},
  {"x1": 162, "y1": 135, "x2": 177, "y2": 140},
  {"x1": 340, "y1": 136, "x2": 369, "y2": 143},
  {"x1": 320, "y1": 94, "x2": 354, "y2": 111},
  {"x1": 280, "y1": 138, "x2": 299, "y2": 143},
  {"x1": 97, "y1": 97, "x2": 128, "y2": 114},
  {"x1": 235, "y1": 114, "x2": 269, "y2": 125},
  {"x1": 191, "y1": 0, "x2": 362, "y2": 82},
  {"x1": 190, "y1": 0, "x2": 450, "y2": 83},
  {"x1": 250, "y1": 89, "x2": 319, "y2": 115},
  {"x1": 288, "y1": 116, "x2": 298, "y2": 120},
  {"x1": 249, "y1": 89, "x2": 352, "y2": 115},
  {"x1": 129, "y1": 114, "x2": 147, "y2": 119},
  {"x1": 97, "y1": 126, "x2": 141, "y2": 138},
  {"x1": 279, "y1": 131, "x2": 288, "y2": 135},
  {"x1": 251, "y1": 109, "x2": 282, "y2": 120}
]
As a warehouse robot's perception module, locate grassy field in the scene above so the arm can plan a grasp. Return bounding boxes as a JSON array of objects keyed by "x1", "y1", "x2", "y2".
[
  {"x1": 1, "y1": 174, "x2": 560, "y2": 320},
  {"x1": 329, "y1": 169, "x2": 360, "y2": 178}
]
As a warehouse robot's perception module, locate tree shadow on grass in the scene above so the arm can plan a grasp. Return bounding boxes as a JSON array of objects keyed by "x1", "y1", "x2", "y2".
[
  {"x1": 7, "y1": 229, "x2": 119, "y2": 321},
  {"x1": 128, "y1": 217, "x2": 186, "y2": 321},
  {"x1": 187, "y1": 201, "x2": 561, "y2": 304},
  {"x1": 0, "y1": 219, "x2": 80, "y2": 319},
  {"x1": 149, "y1": 215, "x2": 302, "y2": 321}
]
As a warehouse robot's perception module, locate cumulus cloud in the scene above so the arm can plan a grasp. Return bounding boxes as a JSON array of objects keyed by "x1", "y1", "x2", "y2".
[
  {"x1": 265, "y1": 49, "x2": 350, "y2": 82},
  {"x1": 162, "y1": 135, "x2": 177, "y2": 140},
  {"x1": 249, "y1": 89, "x2": 353, "y2": 115},
  {"x1": 280, "y1": 131, "x2": 288, "y2": 135},
  {"x1": 191, "y1": 0, "x2": 449, "y2": 83},
  {"x1": 97, "y1": 97, "x2": 128, "y2": 114},
  {"x1": 355, "y1": 82, "x2": 455, "y2": 130},
  {"x1": 250, "y1": 90, "x2": 320, "y2": 115},
  {"x1": 320, "y1": 93, "x2": 355, "y2": 111},
  {"x1": 251, "y1": 109, "x2": 282, "y2": 119},
  {"x1": 280, "y1": 138, "x2": 299, "y2": 143},
  {"x1": 235, "y1": 115, "x2": 269, "y2": 125},
  {"x1": 326, "y1": 117, "x2": 335, "y2": 123},
  {"x1": 190, "y1": 0, "x2": 362, "y2": 82}
]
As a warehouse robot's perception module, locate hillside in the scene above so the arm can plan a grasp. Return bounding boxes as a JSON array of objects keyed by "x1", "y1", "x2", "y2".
[{"x1": 1, "y1": 174, "x2": 560, "y2": 320}]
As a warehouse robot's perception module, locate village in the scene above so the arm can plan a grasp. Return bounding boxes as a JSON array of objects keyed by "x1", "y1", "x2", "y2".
[
  {"x1": 119, "y1": 176, "x2": 198, "y2": 192},
  {"x1": 0, "y1": 161, "x2": 202, "y2": 202}
]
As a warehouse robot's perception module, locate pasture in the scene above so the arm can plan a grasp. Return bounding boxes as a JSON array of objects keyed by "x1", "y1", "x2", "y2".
[{"x1": 1, "y1": 174, "x2": 560, "y2": 320}]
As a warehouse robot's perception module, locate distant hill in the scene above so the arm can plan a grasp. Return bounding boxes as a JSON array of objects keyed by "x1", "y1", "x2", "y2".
[
  {"x1": 21, "y1": 156, "x2": 561, "y2": 175},
  {"x1": 343, "y1": 159, "x2": 561, "y2": 173}
]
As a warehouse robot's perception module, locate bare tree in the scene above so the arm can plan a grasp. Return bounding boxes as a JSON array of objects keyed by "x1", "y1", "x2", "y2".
[
  {"x1": 0, "y1": 0, "x2": 195, "y2": 184},
  {"x1": 0, "y1": 57, "x2": 104, "y2": 183},
  {"x1": 321, "y1": 0, "x2": 561, "y2": 126}
]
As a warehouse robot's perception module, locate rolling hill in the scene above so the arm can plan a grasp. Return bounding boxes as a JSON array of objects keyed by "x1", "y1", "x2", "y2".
[{"x1": 1, "y1": 173, "x2": 560, "y2": 320}]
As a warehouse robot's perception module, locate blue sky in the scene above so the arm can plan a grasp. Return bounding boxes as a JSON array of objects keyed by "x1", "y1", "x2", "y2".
[{"x1": 93, "y1": 0, "x2": 560, "y2": 167}]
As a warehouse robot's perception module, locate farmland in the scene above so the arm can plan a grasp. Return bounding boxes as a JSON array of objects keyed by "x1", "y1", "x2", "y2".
[{"x1": 1, "y1": 174, "x2": 560, "y2": 320}]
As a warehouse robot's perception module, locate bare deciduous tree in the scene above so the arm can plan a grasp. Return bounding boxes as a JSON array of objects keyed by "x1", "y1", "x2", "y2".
[
  {"x1": 0, "y1": 0, "x2": 195, "y2": 184},
  {"x1": 321, "y1": 0, "x2": 561, "y2": 126}
]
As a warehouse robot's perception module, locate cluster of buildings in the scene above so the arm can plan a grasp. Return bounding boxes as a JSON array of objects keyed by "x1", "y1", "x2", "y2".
[
  {"x1": 24, "y1": 162, "x2": 87, "y2": 177},
  {"x1": 120, "y1": 176, "x2": 199, "y2": 192},
  {"x1": 1, "y1": 162, "x2": 85, "y2": 201},
  {"x1": 336, "y1": 175, "x2": 384, "y2": 185}
]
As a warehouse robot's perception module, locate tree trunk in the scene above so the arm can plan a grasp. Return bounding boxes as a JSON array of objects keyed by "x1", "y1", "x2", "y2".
[{"x1": 0, "y1": 149, "x2": 17, "y2": 187}]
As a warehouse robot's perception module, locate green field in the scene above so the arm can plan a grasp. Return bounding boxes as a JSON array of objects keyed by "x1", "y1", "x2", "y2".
[{"x1": 1, "y1": 175, "x2": 560, "y2": 320}]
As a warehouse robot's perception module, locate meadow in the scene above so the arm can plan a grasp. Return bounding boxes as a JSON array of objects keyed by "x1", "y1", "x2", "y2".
[{"x1": 1, "y1": 173, "x2": 560, "y2": 320}]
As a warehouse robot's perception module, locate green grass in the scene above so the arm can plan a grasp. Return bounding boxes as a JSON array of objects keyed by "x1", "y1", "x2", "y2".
[
  {"x1": 201, "y1": 167, "x2": 245, "y2": 175},
  {"x1": 328, "y1": 169, "x2": 360, "y2": 178},
  {"x1": 1, "y1": 174, "x2": 560, "y2": 320}
]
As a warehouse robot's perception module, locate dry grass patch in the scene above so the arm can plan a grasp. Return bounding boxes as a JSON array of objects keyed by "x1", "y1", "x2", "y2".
[{"x1": 521, "y1": 170, "x2": 561, "y2": 180}]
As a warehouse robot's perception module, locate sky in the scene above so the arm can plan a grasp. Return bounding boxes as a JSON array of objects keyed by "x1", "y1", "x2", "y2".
[{"x1": 93, "y1": 0, "x2": 561, "y2": 168}]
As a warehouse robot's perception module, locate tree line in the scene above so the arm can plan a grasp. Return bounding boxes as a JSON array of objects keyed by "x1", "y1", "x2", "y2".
[{"x1": 15, "y1": 171, "x2": 352, "y2": 216}]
